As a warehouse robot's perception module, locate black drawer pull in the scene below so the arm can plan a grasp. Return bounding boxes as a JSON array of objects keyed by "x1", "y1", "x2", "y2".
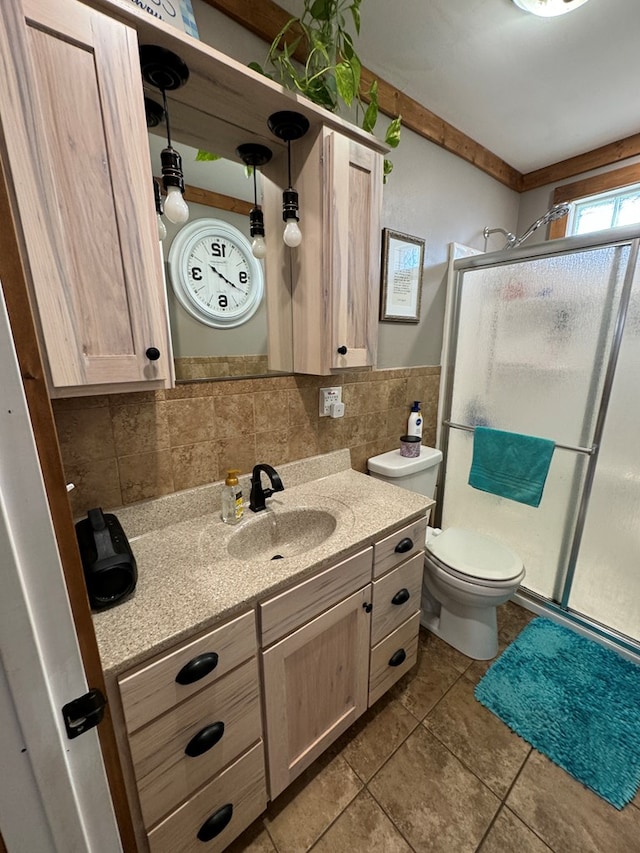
[
  {"x1": 394, "y1": 537, "x2": 413, "y2": 554},
  {"x1": 175, "y1": 652, "x2": 219, "y2": 685},
  {"x1": 184, "y1": 722, "x2": 225, "y2": 757},
  {"x1": 391, "y1": 588, "x2": 410, "y2": 606},
  {"x1": 389, "y1": 648, "x2": 407, "y2": 667},
  {"x1": 363, "y1": 602, "x2": 372, "y2": 613},
  {"x1": 197, "y1": 803, "x2": 233, "y2": 842}
]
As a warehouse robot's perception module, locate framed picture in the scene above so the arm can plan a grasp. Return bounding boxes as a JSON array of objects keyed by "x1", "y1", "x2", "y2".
[{"x1": 380, "y1": 229, "x2": 425, "y2": 323}]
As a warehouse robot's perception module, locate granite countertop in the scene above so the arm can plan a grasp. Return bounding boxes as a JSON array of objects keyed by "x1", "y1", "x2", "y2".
[{"x1": 92, "y1": 450, "x2": 433, "y2": 678}]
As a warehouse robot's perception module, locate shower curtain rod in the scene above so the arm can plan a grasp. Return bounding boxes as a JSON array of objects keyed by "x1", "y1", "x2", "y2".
[{"x1": 443, "y1": 420, "x2": 595, "y2": 455}]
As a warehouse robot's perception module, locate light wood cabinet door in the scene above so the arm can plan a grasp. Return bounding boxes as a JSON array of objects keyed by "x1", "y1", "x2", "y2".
[
  {"x1": 269, "y1": 125, "x2": 383, "y2": 375},
  {"x1": 325, "y1": 130, "x2": 383, "y2": 371},
  {"x1": 1, "y1": 0, "x2": 170, "y2": 394},
  {"x1": 262, "y1": 585, "x2": 371, "y2": 798}
]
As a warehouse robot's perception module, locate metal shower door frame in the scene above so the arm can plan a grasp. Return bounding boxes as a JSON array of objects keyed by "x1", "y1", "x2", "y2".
[{"x1": 438, "y1": 224, "x2": 640, "y2": 617}]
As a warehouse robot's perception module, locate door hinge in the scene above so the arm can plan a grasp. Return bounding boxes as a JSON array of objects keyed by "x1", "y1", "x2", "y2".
[{"x1": 62, "y1": 688, "x2": 106, "y2": 740}]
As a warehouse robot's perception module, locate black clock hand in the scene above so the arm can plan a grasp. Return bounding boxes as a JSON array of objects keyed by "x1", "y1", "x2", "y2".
[{"x1": 209, "y1": 264, "x2": 246, "y2": 292}]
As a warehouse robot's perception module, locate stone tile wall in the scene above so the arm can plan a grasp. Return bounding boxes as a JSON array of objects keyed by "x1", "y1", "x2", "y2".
[{"x1": 53, "y1": 366, "x2": 440, "y2": 518}]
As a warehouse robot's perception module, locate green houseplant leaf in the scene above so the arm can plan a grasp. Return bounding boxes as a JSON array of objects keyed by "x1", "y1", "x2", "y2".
[{"x1": 255, "y1": 0, "x2": 401, "y2": 180}]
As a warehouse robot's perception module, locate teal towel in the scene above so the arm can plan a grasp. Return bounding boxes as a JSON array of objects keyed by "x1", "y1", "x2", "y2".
[{"x1": 468, "y1": 426, "x2": 555, "y2": 507}]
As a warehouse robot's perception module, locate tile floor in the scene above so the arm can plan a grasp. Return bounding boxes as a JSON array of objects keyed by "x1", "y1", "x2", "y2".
[{"x1": 228, "y1": 601, "x2": 640, "y2": 853}]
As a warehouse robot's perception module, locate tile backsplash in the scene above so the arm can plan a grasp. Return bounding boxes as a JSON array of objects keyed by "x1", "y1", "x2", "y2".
[{"x1": 53, "y1": 366, "x2": 440, "y2": 517}]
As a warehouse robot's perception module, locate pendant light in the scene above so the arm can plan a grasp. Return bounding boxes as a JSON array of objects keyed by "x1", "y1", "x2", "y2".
[
  {"x1": 236, "y1": 143, "x2": 273, "y2": 259},
  {"x1": 512, "y1": 0, "x2": 590, "y2": 16},
  {"x1": 140, "y1": 45, "x2": 190, "y2": 224},
  {"x1": 267, "y1": 111, "x2": 310, "y2": 248}
]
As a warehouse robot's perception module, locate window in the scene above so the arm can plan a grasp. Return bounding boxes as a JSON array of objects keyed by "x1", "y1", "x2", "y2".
[
  {"x1": 548, "y1": 162, "x2": 640, "y2": 240},
  {"x1": 567, "y1": 183, "x2": 640, "y2": 236}
]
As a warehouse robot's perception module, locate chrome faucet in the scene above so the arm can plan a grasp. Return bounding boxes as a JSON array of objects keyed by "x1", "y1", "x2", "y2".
[{"x1": 249, "y1": 464, "x2": 284, "y2": 512}]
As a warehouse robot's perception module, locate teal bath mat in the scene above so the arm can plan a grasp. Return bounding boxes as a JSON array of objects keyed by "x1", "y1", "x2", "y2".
[{"x1": 475, "y1": 617, "x2": 640, "y2": 809}]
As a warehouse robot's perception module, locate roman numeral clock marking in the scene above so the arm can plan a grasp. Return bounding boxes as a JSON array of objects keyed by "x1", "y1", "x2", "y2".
[{"x1": 167, "y1": 219, "x2": 264, "y2": 329}]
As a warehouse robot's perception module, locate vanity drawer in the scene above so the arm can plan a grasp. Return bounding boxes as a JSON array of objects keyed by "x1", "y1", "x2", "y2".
[
  {"x1": 119, "y1": 610, "x2": 256, "y2": 733},
  {"x1": 371, "y1": 552, "x2": 423, "y2": 646},
  {"x1": 130, "y1": 657, "x2": 262, "y2": 828},
  {"x1": 147, "y1": 740, "x2": 266, "y2": 853},
  {"x1": 373, "y1": 517, "x2": 427, "y2": 579},
  {"x1": 368, "y1": 611, "x2": 421, "y2": 707},
  {"x1": 260, "y1": 547, "x2": 373, "y2": 647}
]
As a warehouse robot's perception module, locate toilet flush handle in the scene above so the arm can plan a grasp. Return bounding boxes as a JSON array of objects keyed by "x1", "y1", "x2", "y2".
[{"x1": 394, "y1": 537, "x2": 413, "y2": 554}]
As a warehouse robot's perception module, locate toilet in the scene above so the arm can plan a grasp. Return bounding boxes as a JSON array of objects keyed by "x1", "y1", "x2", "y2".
[{"x1": 367, "y1": 446, "x2": 525, "y2": 660}]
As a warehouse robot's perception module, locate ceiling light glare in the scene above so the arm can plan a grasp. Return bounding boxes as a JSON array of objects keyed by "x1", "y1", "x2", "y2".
[{"x1": 513, "y1": 0, "x2": 590, "y2": 17}]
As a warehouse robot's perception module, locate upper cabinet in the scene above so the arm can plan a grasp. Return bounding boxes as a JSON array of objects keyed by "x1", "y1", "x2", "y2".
[
  {"x1": 1, "y1": 0, "x2": 387, "y2": 393},
  {"x1": 265, "y1": 126, "x2": 383, "y2": 375},
  {"x1": 1, "y1": 0, "x2": 171, "y2": 396}
]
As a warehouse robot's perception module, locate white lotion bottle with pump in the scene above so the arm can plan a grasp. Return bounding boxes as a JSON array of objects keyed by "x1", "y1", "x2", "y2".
[
  {"x1": 407, "y1": 401, "x2": 423, "y2": 438},
  {"x1": 221, "y1": 469, "x2": 244, "y2": 524}
]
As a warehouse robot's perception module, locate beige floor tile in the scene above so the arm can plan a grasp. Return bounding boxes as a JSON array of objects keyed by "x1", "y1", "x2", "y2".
[
  {"x1": 224, "y1": 817, "x2": 277, "y2": 852},
  {"x1": 263, "y1": 753, "x2": 363, "y2": 853},
  {"x1": 507, "y1": 751, "x2": 640, "y2": 853},
  {"x1": 368, "y1": 726, "x2": 500, "y2": 852},
  {"x1": 331, "y1": 694, "x2": 419, "y2": 782},
  {"x1": 478, "y1": 806, "x2": 553, "y2": 853},
  {"x1": 424, "y1": 677, "x2": 531, "y2": 798},
  {"x1": 309, "y1": 790, "x2": 412, "y2": 853},
  {"x1": 389, "y1": 634, "x2": 468, "y2": 721}
]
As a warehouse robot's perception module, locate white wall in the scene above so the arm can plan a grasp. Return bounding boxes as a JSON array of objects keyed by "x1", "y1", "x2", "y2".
[{"x1": 189, "y1": 1, "x2": 520, "y2": 369}]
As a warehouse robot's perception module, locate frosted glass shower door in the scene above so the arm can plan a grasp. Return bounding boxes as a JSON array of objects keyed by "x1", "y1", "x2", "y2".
[
  {"x1": 567, "y1": 261, "x2": 640, "y2": 642},
  {"x1": 442, "y1": 244, "x2": 629, "y2": 600}
]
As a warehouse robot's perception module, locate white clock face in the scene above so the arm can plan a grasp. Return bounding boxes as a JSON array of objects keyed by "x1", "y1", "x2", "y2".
[{"x1": 168, "y1": 219, "x2": 264, "y2": 329}]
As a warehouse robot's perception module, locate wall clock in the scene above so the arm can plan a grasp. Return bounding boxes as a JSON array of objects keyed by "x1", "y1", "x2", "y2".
[{"x1": 167, "y1": 219, "x2": 264, "y2": 329}]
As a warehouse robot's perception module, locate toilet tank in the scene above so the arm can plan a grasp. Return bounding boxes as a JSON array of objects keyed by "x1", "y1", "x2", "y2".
[{"x1": 367, "y1": 446, "x2": 443, "y2": 498}]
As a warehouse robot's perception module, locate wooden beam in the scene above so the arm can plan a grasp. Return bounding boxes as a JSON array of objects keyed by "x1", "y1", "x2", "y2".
[
  {"x1": 521, "y1": 133, "x2": 640, "y2": 193},
  {"x1": 200, "y1": 0, "x2": 523, "y2": 192}
]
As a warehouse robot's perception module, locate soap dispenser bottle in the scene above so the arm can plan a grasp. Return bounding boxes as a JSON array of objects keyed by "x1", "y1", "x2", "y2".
[
  {"x1": 407, "y1": 401, "x2": 423, "y2": 438},
  {"x1": 221, "y1": 469, "x2": 244, "y2": 524}
]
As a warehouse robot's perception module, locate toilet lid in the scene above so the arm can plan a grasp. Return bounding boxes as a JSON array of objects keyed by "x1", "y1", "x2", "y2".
[{"x1": 426, "y1": 528, "x2": 523, "y2": 582}]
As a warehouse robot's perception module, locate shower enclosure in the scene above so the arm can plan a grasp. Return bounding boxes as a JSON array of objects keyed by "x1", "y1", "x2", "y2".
[{"x1": 438, "y1": 224, "x2": 640, "y2": 652}]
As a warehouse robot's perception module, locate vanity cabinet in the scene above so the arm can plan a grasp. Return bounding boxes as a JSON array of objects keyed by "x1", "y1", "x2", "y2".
[
  {"x1": 1, "y1": 0, "x2": 171, "y2": 396},
  {"x1": 117, "y1": 611, "x2": 267, "y2": 853},
  {"x1": 265, "y1": 126, "x2": 384, "y2": 375},
  {"x1": 113, "y1": 514, "x2": 427, "y2": 850}
]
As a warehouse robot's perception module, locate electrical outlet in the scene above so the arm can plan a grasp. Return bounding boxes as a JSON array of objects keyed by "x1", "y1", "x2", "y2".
[{"x1": 319, "y1": 386, "x2": 342, "y2": 417}]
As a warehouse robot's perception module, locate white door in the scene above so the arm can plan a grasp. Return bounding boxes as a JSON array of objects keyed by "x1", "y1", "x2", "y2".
[{"x1": 0, "y1": 283, "x2": 122, "y2": 853}]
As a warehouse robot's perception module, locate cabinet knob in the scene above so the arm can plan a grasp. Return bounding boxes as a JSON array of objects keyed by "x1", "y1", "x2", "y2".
[
  {"x1": 394, "y1": 537, "x2": 413, "y2": 554},
  {"x1": 362, "y1": 602, "x2": 372, "y2": 613},
  {"x1": 145, "y1": 346, "x2": 161, "y2": 361},
  {"x1": 175, "y1": 652, "x2": 219, "y2": 685},
  {"x1": 184, "y1": 721, "x2": 225, "y2": 757},
  {"x1": 391, "y1": 588, "x2": 410, "y2": 606},
  {"x1": 197, "y1": 803, "x2": 233, "y2": 842},
  {"x1": 336, "y1": 345, "x2": 348, "y2": 355},
  {"x1": 388, "y1": 648, "x2": 407, "y2": 667}
]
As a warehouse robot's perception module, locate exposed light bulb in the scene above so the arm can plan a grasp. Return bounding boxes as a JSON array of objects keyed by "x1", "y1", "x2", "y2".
[
  {"x1": 251, "y1": 236, "x2": 267, "y2": 259},
  {"x1": 163, "y1": 185, "x2": 189, "y2": 224},
  {"x1": 156, "y1": 213, "x2": 167, "y2": 241},
  {"x1": 283, "y1": 219, "x2": 302, "y2": 248}
]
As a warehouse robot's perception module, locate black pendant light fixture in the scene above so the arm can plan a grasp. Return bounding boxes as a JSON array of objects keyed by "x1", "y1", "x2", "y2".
[
  {"x1": 140, "y1": 45, "x2": 190, "y2": 225},
  {"x1": 236, "y1": 143, "x2": 273, "y2": 259},
  {"x1": 267, "y1": 111, "x2": 310, "y2": 248}
]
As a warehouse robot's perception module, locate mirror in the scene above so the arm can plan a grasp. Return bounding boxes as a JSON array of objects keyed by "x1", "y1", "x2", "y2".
[{"x1": 148, "y1": 134, "x2": 293, "y2": 382}]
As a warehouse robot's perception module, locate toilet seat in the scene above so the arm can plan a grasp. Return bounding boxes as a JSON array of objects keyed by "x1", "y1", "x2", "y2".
[{"x1": 425, "y1": 527, "x2": 523, "y2": 584}]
